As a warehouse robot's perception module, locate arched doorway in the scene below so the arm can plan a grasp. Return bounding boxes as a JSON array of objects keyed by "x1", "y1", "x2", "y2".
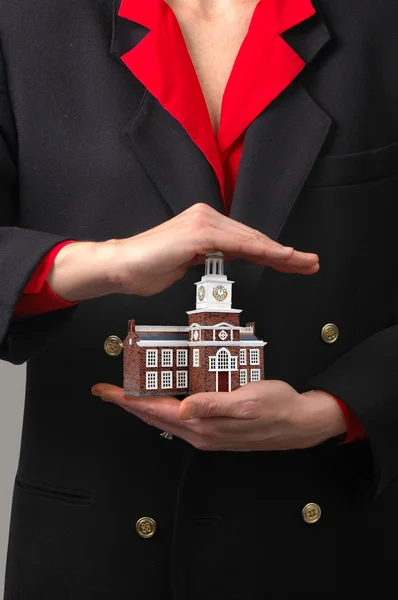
[{"x1": 216, "y1": 348, "x2": 231, "y2": 392}]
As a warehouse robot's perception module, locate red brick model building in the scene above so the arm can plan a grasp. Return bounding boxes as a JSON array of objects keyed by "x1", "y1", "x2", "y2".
[{"x1": 123, "y1": 252, "x2": 267, "y2": 397}]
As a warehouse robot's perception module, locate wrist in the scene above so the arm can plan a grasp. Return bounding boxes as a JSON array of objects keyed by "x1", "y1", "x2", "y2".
[
  {"x1": 47, "y1": 239, "x2": 124, "y2": 301},
  {"x1": 299, "y1": 389, "x2": 347, "y2": 443}
]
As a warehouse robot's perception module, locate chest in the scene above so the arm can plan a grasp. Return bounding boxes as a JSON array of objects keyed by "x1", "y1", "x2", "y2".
[{"x1": 166, "y1": 3, "x2": 258, "y2": 134}]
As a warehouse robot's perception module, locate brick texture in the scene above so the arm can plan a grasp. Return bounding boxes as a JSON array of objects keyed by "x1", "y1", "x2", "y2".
[{"x1": 123, "y1": 314, "x2": 264, "y2": 397}]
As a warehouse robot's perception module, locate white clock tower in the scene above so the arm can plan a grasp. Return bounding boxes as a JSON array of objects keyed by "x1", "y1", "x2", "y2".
[{"x1": 190, "y1": 252, "x2": 240, "y2": 313}]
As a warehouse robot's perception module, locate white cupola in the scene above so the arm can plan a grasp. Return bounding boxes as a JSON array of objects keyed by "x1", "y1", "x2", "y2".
[{"x1": 189, "y1": 252, "x2": 239, "y2": 313}]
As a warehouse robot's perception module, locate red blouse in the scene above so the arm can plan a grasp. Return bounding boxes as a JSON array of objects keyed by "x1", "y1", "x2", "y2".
[{"x1": 12, "y1": 0, "x2": 365, "y2": 443}]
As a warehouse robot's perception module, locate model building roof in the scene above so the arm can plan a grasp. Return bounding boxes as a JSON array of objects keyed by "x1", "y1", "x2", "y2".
[
  {"x1": 136, "y1": 332, "x2": 189, "y2": 341},
  {"x1": 240, "y1": 334, "x2": 259, "y2": 341}
]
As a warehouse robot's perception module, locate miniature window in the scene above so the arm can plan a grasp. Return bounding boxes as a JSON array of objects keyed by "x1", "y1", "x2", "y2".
[
  {"x1": 230, "y1": 356, "x2": 238, "y2": 371},
  {"x1": 218, "y1": 349, "x2": 229, "y2": 371},
  {"x1": 161, "y1": 371, "x2": 173, "y2": 389},
  {"x1": 250, "y1": 369, "x2": 261, "y2": 382},
  {"x1": 193, "y1": 349, "x2": 200, "y2": 367},
  {"x1": 250, "y1": 349, "x2": 260, "y2": 365},
  {"x1": 146, "y1": 372, "x2": 158, "y2": 390},
  {"x1": 146, "y1": 349, "x2": 158, "y2": 368},
  {"x1": 240, "y1": 370, "x2": 248, "y2": 386},
  {"x1": 177, "y1": 349, "x2": 188, "y2": 367},
  {"x1": 177, "y1": 371, "x2": 188, "y2": 388},
  {"x1": 162, "y1": 349, "x2": 173, "y2": 367},
  {"x1": 209, "y1": 356, "x2": 216, "y2": 370},
  {"x1": 240, "y1": 349, "x2": 247, "y2": 365}
]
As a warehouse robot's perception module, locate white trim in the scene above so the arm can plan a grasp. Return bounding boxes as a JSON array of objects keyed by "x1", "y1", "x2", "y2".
[
  {"x1": 146, "y1": 371, "x2": 158, "y2": 390},
  {"x1": 187, "y1": 325, "x2": 253, "y2": 332},
  {"x1": 161, "y1": 349, "x2": 173, "y2": 367},
  {"x1": 208, "y1": 348, "x2": 239, "y2": 374},
  {"x1": 146, "y1": 349, "x2": 158, "y2": 367},
  {"x1": 188, "y1": 341, "x2": 266, "y2": 347},
  {"x1": 161, "y1": 371, "x2": 173, "y2": 389},
  {"x1": 216, "y1": 329, "x2": 229, "y2": 342},
  {"x1": 193, "y1": 349, "x2": 200, "y2": 367},
  {"x1": 177, "y1": 349, "x2": 188, "y2": 367},
  {"x1": 137, "y1": 325, "x2": 187, "y2": 332},
  {"x1": 194, "y1": 275, "x2": 234, "y2": 284},
  {"x1": 139, "y1": 340, "x2": 266, "y2": 348},
  {"x1": 240, "y1": 369, "x2": 248, "y2": 386},
  {"x1": 186, "y1": 308, "x2": 242, "y2": 315},
  {"x1": 176, "y1": 370, "x2": 188, "y2": 388},
  {"x1": 250, "y1": 369, "x2": 261, "y2": 382},
  {"x1": 250, "y1": 349, "x2": 260, "y2": 365}
]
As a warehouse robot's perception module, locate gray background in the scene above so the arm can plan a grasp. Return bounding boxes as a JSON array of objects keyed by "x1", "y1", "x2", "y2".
[{"x1": 0, "y1": 362, "x2": 25, "y2": 596}]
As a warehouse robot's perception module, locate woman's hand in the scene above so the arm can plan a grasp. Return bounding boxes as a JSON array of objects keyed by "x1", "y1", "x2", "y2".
[
  {"x1": 91, "y1": 382, "x2": 346, "y2": 451},
  {"x1": 47, "y1": 203, "x2": 319, "y2": 302}
]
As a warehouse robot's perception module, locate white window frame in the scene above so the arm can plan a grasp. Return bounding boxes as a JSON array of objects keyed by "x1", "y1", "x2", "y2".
[
  {"x1": 240, "y1": 349, "x2": 247, "y2": 366},
  {"x1": 193, "y1": 349, "x2": 200, "y2": 367},
  {"x1": 217, "y1": 348, "x2": 230, "y2": 371},
  {"x1": 250, "y1": 369, "x2": 261, "y2": 382},
  {"x1": 146, "y1": 349, "x2": 158, "y2": 368},
  {"x1": 240, "y1": 369, "x2": 248, "y2": 386},
  {"x1": 162, "y1": 349, "x2": 173, "y2": 367},
  {"x1": 230, "y1": 356, "x2": 238, "y2": 371},
  {"x1": 161, "y1": 371, "x2": 173, "y2": 389},
  {"x1": 250, "y1": 349, "x2": 260, "y2": 366},
  {"x1": 177, "y1": 349, "x2": 188, "y2": 367},
  {"x1": 177, "y1": 370, "x2": 188, "y2": 389},
  {"x1": 146, "y1": 371, "x2": 158, "y2": 390}
]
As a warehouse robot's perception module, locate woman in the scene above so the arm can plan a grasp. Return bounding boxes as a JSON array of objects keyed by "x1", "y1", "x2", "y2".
[{"x1": 1, "y1": 0, "x2": 398, "y2": 598}]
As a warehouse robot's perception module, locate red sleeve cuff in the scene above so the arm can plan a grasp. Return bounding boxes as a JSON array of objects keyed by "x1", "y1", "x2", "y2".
[
  {"x1": 13, "y1": 240, "x2": 79, "y2": 320},
  {"x1": 314, "y1": 389, "x2": 366, "y2": 444}
]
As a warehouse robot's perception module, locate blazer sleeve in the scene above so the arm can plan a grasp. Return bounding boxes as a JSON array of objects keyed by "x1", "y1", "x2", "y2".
[
  {"x1": 13, "y1": 241, "x2": 79, "y2": 320},
  {"x1": 301, "y1": 324, "x2": 398, "y2": 497},
  {"x1": 0, "y1": 43, "x2": 79, "y2": 365}
]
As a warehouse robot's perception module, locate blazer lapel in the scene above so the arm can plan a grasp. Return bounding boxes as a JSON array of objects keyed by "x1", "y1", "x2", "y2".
[
  {"x1": 110, "y1": 0, "x2": 224, "y2": 217},
  {"x1": 230, "y1": 8, "x2": 332, "y2": 240},
  {"x1": 228, "y1": 9, "x2": 332, "y2": 304}
]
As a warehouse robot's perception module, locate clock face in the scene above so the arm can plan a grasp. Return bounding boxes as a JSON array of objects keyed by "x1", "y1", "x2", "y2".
[
  {"x1": 197, "y1": 286, "x2": 206, "y2": 301},
  {"x1": 213, "y1": 285, "x2": 228, "y2": 302}
]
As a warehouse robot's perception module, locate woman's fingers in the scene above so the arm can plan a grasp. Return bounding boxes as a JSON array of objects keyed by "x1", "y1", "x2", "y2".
[{"x1": 196, "y1": 228, "x2": 319, "y2": 273}]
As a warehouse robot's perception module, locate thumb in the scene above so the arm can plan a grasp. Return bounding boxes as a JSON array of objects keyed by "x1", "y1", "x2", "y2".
[{"x1": 179, "y1": 392, "x2": 236, "y2": 420}]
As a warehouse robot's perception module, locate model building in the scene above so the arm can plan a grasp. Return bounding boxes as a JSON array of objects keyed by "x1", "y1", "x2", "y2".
[{"x1": 123, "y1": 252, "x2": 267, "y2": 396}]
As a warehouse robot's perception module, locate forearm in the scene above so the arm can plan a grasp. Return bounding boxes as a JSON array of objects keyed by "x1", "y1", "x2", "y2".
[
  {"x1": 46, "y1": 239, "x2": 123, "y2": 302},
  {"x1": 300, "y1": 389, "x2": 347, "y2": 443}
]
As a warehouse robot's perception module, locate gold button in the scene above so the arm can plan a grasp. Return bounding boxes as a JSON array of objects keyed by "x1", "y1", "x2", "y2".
[
  {"x1": 321, "y1": 323, "x2": 339, "y2": 344},
  {"x1": 302, "y1": 503, "x2": 321, "y2": 524},
  {"x1": 136, "y1": 517, "x2": 157, "y2": 539},
  {"x1": 104, "y1": 335, "x2": 123, "y2": 356}
]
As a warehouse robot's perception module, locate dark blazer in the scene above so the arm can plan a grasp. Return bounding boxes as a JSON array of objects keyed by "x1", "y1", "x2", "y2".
[{"x1": 1, "y1": 1, "x2": 398, "y2": 598}]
